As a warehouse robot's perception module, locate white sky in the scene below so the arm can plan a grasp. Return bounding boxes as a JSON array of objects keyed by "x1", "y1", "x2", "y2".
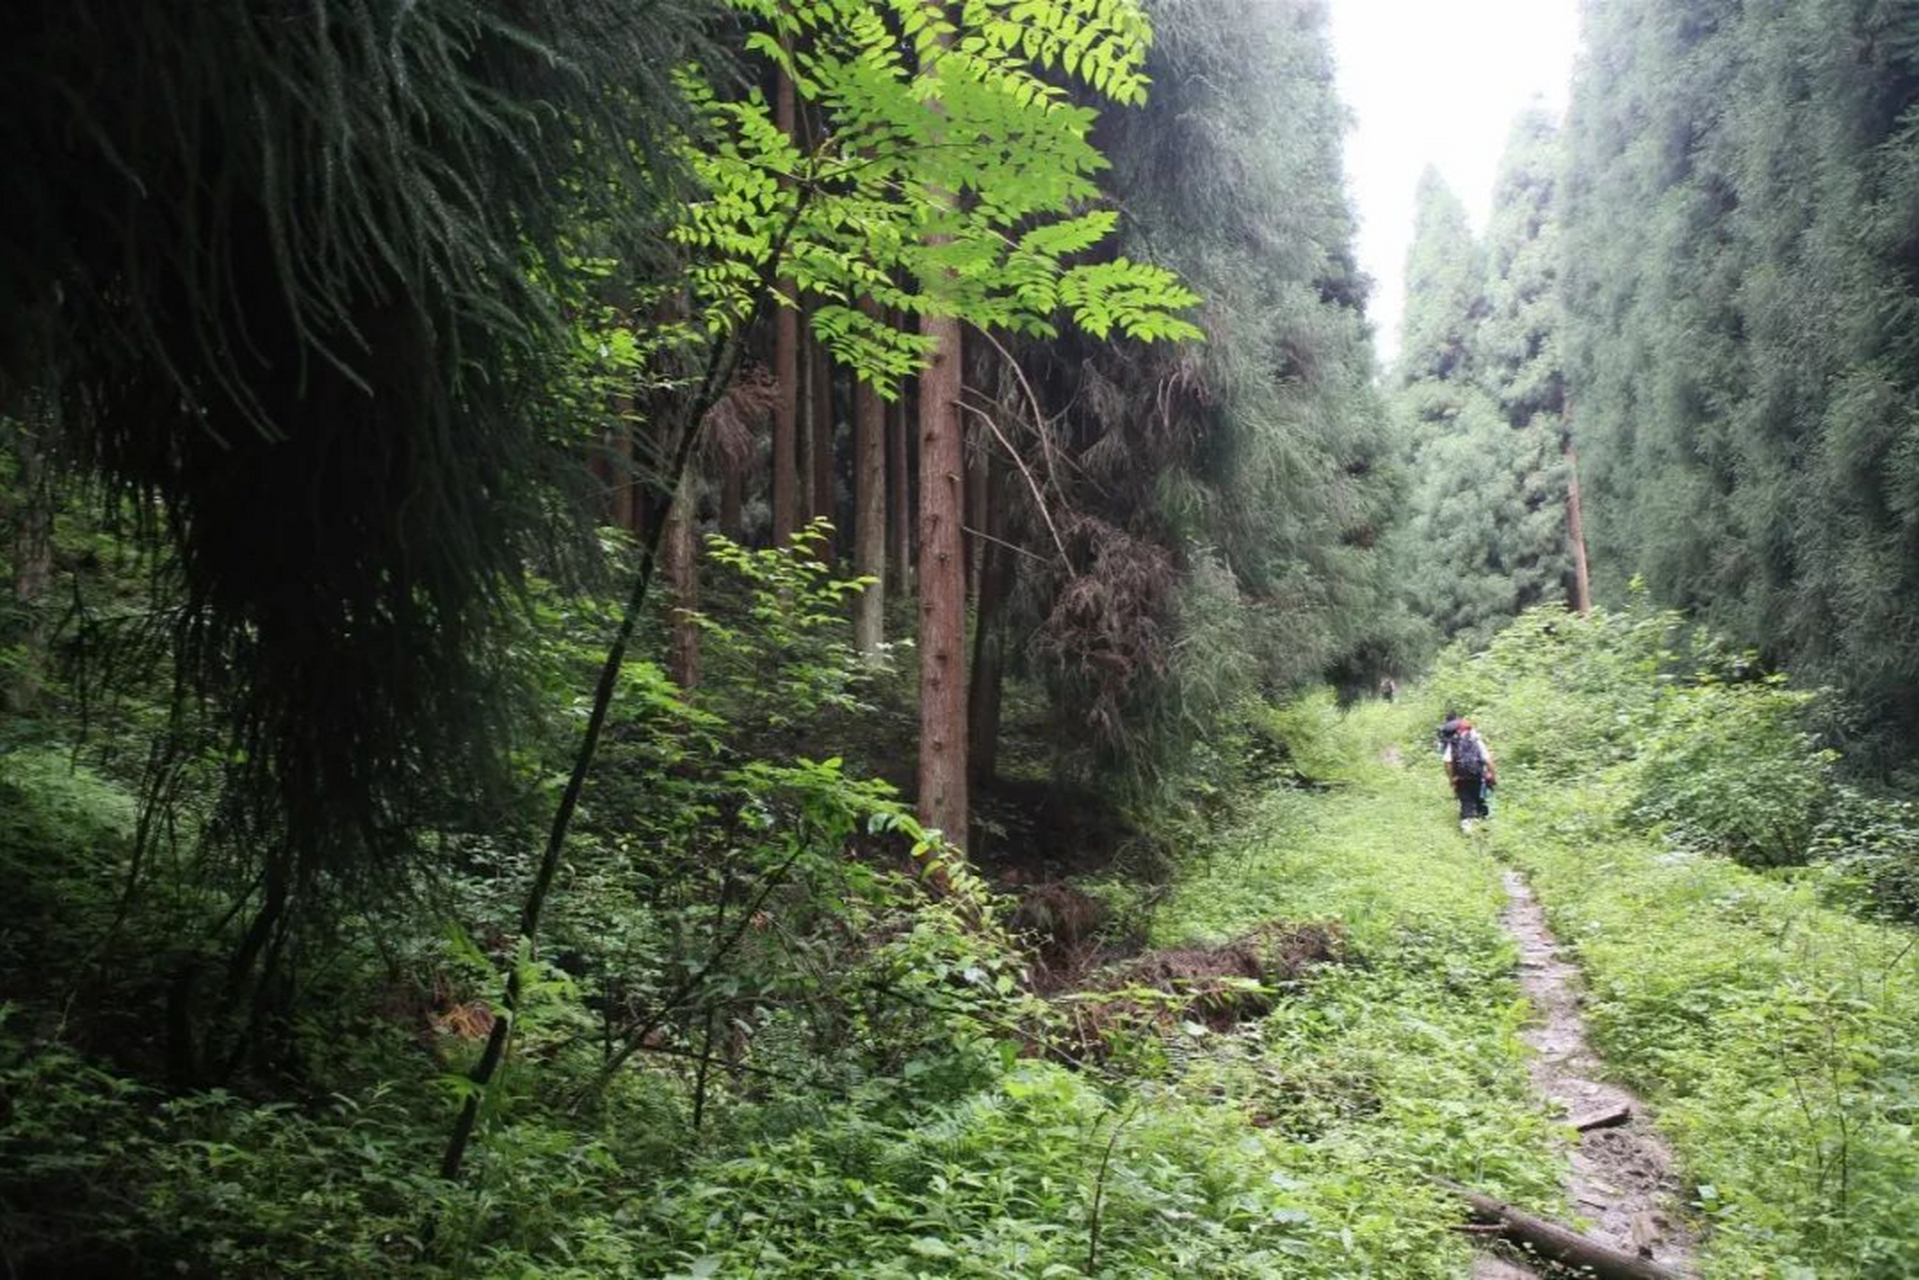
[{"x1": 1326, "y1": 0, "x2": 1582, "y2": 364}]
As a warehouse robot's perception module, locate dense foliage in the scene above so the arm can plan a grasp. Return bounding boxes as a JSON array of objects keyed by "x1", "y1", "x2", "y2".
[
  {"x1": 1001, "y1": 0, "x2": 1416, "y2": 795},
  {"x1": 5, "y1": 1, "x2": 1919, "y2": 1276},
  {"x1": 1560, "y1": 0, "x2": 1919, "y2": 769},
  {"x1": 1394, "y1": 113, "x2": 1577, "y2": 648},
  {"x1": 0, "y1": 2, "x2": 1462, "y2": 1275},
  {"x1": 1429, "y1": 610, "x2": 1919, "y2": 1276}
]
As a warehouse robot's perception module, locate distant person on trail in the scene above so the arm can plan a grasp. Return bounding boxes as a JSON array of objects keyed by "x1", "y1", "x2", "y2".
[
  {"x1": 1443, "y1": 717, "x2": 1496, "y2": 833},
  {"x1": 1379, "y1": 676, "x2": 1397, "y2": 703}
]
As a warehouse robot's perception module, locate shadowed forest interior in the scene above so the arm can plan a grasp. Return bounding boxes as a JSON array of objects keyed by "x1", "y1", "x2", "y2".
[{"x1": 2, "y1": 2, "x2": 1917, "y2": 1277}]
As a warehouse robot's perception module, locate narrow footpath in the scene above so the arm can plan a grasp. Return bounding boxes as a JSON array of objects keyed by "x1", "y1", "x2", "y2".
[
  {"x1": 1146, "y1": 698, "x2": 1707, "y2": 1277},
  {"x1": 1473, "y1": 864, "x2": 1697, "y2": 1278}
]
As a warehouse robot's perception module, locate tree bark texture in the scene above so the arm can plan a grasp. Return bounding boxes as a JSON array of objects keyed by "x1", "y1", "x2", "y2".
[
  {"x1": 918, "y1": 314, "x2": 967, "y2": 849},
  {"x1": 665, "y1": 466, "x2": 700, "y2": 689},
  {"x1": 1437, "y1": 1181, "x2": 1685, "y2": 1280},
  {"x1": 916, "y1": 7, "x2": 966, "y2": 851},
  {"x1": 852, "y1": 301, "x2": 887, "y2": 656},
  {"x1": 771, "y1": 71, "x2": 800, "y2": 546}
]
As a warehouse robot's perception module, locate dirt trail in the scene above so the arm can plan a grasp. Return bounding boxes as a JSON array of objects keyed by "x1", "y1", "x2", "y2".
[{"x1": 1471, "y1": 869, "x2": 1697, "y2": 1278}]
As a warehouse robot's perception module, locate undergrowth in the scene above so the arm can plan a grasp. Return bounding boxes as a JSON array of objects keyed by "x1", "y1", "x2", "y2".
[
  {"x1": 1131, "y1": 695, "x2": 1565, "y2": 1275},
  {"x1": 21, "y1": 578, "x2": 1913, "y2": 1277},
  {"x1": 1, "y1": 649, "x2": 1571, "y2": 1276},
  {"x1": 1431, "y1": 605, "x2": 1919, "y2": 1278}
]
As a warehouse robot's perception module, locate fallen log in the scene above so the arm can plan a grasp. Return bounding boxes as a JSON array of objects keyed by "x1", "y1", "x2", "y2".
[
  {"x1": 1434, "y1": 1180, "x2": 1687, "y2": 1280},
  {"x1": 1571, "y1": 1102, "x2": 1632, "y2": 1132}
]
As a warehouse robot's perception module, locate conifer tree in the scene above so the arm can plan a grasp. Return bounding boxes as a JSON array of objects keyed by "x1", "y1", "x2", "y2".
[
  {"x1": 1561, "y1": 0, "x2": 1919, "y2": 763},
  {"x1": 1395, "y1": 172, "x2": 1518, "y2": 645},
  {"x1": 984, "y1": 0, "x2": 1413, "y2": 794},
  {"x1": 1474, "y1": 113, "x2": 1577, "y2": 620},
  {"x1": 0, "y1": 0, "x2": 713, "y2": 1016},
  {"x1": 1397, "y1": 116, "x2": 1581, "y2": 647}
]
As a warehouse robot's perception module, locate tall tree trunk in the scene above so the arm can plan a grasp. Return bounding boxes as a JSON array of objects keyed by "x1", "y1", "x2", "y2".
[
  {"x1": 811, "y1": 333, "x2": 835, "y2": 559},
  {"x1": 1565, "y1": 431, "x2": 1593, "y2": 617},
  {"x1": 7, "y1": 415, "x2": 53, "y2": 714},
  {"x1": 609, "y1": 396, "x2": 636, "y2": 534},
  {"x1": 916, "y1": 6, "x2": 966, "y2": 852},
  {"x1": 889, "y1": 348, "x2": 914, "y2": 596},
  {"x1": 771, "y1": 71, "x2": 800, "y2": 546},
  {"x1": 665, "y1": 467, "x2": 701, "y2": 688},
  {"x1": 852, "y1": 301, "x2": 887, "y2": 656},
  {"x1": 919, "y1": 316, "x2": 967, "y2": 848},
  {"x1": 968, "y1": 453, "x2": 1015, "y2": 789}
]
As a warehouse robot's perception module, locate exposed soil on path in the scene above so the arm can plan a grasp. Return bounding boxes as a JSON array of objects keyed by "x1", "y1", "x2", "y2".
[{"x1": 1471, "y1": 868, "x2": 1698, "y2": 1278}]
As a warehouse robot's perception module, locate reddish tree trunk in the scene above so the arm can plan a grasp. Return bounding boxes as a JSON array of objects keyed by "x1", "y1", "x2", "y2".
[
  {"x1": 852, "y1": 301, "x2": 887, "y2": 656},
  {"x1": 917, "y1": 9, "x2": 966, "y2": 853},
  {"x1": 918, "y1": 315, "x2": 967, "y2": 849},
  {"x1": 771, "y1": 71, "x2": 800, "y2": 546}
]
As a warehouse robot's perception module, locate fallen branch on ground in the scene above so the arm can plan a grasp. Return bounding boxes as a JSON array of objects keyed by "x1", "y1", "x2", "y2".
[{"x1": 1433, "y1": 1180, "x2": 1686, "y2": 1280}]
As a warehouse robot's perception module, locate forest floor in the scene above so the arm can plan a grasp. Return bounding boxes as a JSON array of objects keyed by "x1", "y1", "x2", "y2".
[
  {"x1": 1132, "y1": 696, "x2": 1704, "y2": 1278},
  {"x1": 1477, "y1": 866, "x2": 1696, "y2": 1277},
  {"x1": 1122, "y1": 691, "x2": 1919, "y2": 1278}
]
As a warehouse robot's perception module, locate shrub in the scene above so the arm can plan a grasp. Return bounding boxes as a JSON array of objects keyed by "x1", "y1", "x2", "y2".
[
  {"x1": 1631, "y1": 674, "x2": 1834, "y2": 868},
  {"x1": 1810, "y1": 786, "x2": 1919, "y2": 924},
  {"x1": 1430, "y1": 600, "x2": 1842, "y2": 870}
]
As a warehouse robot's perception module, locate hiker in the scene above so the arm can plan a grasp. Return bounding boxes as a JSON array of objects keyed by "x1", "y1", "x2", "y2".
[
  {"x1": 1443, "y1": 717, "x2": 1495, "y2": 832},
  {"x1": 1379, "y1": 676, "x2": 1398, "y2": 703}
]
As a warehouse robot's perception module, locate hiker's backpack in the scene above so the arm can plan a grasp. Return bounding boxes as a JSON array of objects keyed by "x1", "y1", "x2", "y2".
[{"x1": 1451, "y1": 731, "x2": 1487, "y2": 780}]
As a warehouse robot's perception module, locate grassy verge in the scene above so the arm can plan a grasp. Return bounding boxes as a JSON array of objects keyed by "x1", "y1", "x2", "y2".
[
  {"x1": 1134, "y1": 693, "x2": 1566, "y2": 1276},
  {"x1": 645, "y1": 694, "x2": 1570, "y2": 1279},
  {"x1": 1418, "y1": 603, "x2": 1919, "y2": 1279},
  {"x1": 1504, "y1": 782, "x2": 1919, "y2": 1279}
]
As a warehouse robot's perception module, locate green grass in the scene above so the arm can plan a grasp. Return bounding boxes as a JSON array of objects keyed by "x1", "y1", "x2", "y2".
[
  {"x1": 1141, "y1": 695, "x2": 1567, "y2": 1276},
  {"x1": 32, "y1": 671, "x2": 1906, "y2": 1278},
  {"x1": 1505, "y1": 781, "x2": 1919, "y2": 1279},
  {"x1": 625, "y1": 694, "x2": 1568, "y2": 1279},
  {"x1": 1412, "y1": 600, "x2": 1919, "y2": 1278}
]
